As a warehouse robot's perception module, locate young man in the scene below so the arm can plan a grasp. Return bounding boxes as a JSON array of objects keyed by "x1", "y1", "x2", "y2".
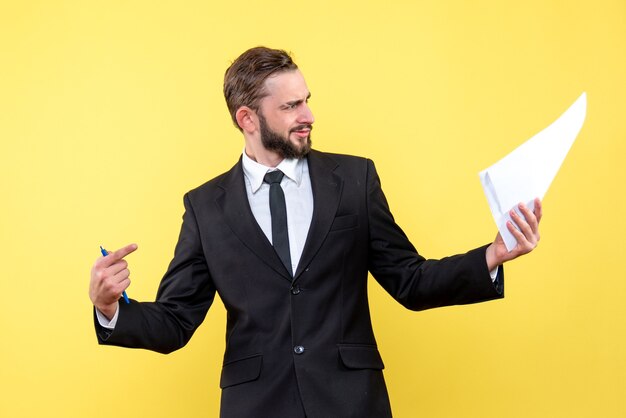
[{"x1": 90, "y1": 47, "x2": 541, "y2": 417}]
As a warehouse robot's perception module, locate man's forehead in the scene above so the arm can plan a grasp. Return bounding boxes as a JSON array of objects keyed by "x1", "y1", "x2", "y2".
[{"x1": 263, "y1": 69, "x2": 310, "y2": 100}]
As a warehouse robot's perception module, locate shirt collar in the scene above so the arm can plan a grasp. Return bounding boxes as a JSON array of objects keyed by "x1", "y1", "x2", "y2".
[{"x1": 242, "y1": 149, "x2": 304, "y2": 193}]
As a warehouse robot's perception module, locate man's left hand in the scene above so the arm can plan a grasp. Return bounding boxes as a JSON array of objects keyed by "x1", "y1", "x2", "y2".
[{"x1": 486, "y1": 198, "x2": 543, "y2": 271}]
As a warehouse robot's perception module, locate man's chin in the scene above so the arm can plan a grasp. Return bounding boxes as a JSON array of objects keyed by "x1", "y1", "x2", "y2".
[
  {"x1": 279, "y1": 135, "x2": 309, "y2": 158},
  {"x1": 293, "y1": 138, "x2": 312, "y2": 158}
]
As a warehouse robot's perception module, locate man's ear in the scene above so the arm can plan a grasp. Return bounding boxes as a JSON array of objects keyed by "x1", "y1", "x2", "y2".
[{"x1": 235, "y1": 107, "x2": 257, "y2": 133}]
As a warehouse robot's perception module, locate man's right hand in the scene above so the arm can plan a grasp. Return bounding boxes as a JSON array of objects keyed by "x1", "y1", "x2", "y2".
[{"x1": 90, "y1": 243, "x2": 138, "y2": 320}]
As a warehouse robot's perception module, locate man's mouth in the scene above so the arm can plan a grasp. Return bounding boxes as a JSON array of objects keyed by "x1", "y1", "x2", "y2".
[{"x1": 291, "y1": 125, "x2": 312, "y2": 137}]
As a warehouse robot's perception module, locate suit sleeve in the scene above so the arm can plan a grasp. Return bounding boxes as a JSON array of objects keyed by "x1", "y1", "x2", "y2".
[
  {"x1": 94, "y1": 193, "x2": 216, "y2": 354},
  {"x1": 365, "y1": 159, "x2": 503, "y2": 311}
]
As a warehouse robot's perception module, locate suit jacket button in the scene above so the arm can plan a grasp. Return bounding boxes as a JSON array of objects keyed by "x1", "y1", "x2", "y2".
[
  {"x1": 294, "y1": 345, "x2": 305, "y2": 355},
  {"x1": 291, "y1": 285, "x2": 301, "y2": 295}
]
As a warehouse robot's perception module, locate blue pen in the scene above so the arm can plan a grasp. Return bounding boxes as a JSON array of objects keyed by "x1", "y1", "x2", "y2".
[{"x1": 100, "y1": 246, "x2": 130, "y2": 304}]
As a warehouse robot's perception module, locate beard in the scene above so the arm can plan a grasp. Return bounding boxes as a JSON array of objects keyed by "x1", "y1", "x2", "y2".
[{"x1": 258, "y1": 112, "x2": 312, "y2": 159}]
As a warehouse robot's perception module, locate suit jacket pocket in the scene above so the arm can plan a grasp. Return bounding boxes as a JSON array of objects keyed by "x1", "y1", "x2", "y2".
[
  {"x1": 220, "y1": 354, "x2": 263, "y2": 388},
  {"x1": 330, "y1": 214, "x2": 358, "y2": 231},
  {"x1": 338, "y1": 344, "x2": 385, "y2": 370}
]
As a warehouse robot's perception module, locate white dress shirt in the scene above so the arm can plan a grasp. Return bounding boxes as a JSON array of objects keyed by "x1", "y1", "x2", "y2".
[{"x1": 241, "y1": 151, "x2": 314, "y2": 275}]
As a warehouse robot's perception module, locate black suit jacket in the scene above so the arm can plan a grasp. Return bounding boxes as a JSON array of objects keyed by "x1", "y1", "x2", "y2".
[{"x1": 96, "y1": 150, "x2": 503, "y2": 417}]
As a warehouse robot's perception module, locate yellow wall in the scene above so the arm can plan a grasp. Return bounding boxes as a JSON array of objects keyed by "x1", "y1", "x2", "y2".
[{"x1": 1, "y1": 1, "x2": 625, "y2": 417}]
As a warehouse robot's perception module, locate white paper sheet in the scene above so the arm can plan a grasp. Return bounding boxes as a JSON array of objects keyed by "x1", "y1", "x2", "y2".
[{"x1": 479, "y1": 92, "x2": 587, "y2": 251}]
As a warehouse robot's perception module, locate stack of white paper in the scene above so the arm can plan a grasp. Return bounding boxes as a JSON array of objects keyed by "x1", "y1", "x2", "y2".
[{"x1": 479, "y1": 92, "x2": 587, "y2": 251}]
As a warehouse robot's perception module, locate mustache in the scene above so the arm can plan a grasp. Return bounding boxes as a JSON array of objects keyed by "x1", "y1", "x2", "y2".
[{"x1": 290, "y1": 124, "x2": 313, "y2": 133}]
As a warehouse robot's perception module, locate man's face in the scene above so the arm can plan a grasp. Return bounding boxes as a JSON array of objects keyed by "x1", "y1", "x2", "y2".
[{"x1": 256, "y1": 70, "x2": 314, "y2": 159}]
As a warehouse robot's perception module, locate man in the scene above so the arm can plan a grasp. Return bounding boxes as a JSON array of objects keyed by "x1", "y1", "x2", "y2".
[{"x1": 90, "y1": 46, "x2": 541, "y2": 417}]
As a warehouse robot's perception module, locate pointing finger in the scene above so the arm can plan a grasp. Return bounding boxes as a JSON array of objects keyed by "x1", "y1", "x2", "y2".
[
  {"x1": 110, "y1": 243, "x2": 138, "y2": 261},
  {"x1": 97, "y1": 243, "x2": 138, "y2": 268}
]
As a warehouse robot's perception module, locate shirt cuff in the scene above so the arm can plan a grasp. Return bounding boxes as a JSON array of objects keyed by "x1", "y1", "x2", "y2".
[
  {"x1": 95, "y1": 302, "x2": 119, "y2": 329},
  {"x1": 489, "y1": 266, "x2": 499, "y2": 282}
]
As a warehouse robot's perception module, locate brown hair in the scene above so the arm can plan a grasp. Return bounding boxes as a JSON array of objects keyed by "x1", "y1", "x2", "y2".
[{"x1": 223, "y1": 46, "x2": 298, "y2": 130}]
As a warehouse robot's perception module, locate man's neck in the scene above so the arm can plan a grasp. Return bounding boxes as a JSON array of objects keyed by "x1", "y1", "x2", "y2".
[{"x1": 244, "y1": 142, "x2": 283, "y2": 168}]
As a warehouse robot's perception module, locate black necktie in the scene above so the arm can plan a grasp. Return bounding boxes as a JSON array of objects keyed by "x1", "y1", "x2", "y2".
[{"x1": 264, "y1": 170, "x2": 292, "y2": 276}]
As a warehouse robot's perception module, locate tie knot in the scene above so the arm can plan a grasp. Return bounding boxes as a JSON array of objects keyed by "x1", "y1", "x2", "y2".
[{"x1": 264, "y1": 170, "x2": 284, "y2": 185}]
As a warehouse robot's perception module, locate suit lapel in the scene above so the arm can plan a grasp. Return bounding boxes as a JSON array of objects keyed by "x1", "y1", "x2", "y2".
[
  {"x1": 215, "y1": 158, "x2": 293, "y2": 282},
  {"x1": 294, "y1": 150, "x2": 343, "y2": 280}
]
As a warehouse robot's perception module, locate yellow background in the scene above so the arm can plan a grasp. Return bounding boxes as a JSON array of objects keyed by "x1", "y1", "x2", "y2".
[{"x1": 1, "y1": 1, "x2": 625, "y2": 417}]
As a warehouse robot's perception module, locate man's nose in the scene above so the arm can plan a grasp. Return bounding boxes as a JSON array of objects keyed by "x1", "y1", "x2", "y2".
[{"x1": 298, "y1": 103, "x2": 315, "y2": 125}]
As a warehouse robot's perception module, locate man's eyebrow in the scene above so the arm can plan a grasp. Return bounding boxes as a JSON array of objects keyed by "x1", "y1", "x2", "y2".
[{"x1": 284, "y1": 93, "x2": 312, "y2": 107}]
